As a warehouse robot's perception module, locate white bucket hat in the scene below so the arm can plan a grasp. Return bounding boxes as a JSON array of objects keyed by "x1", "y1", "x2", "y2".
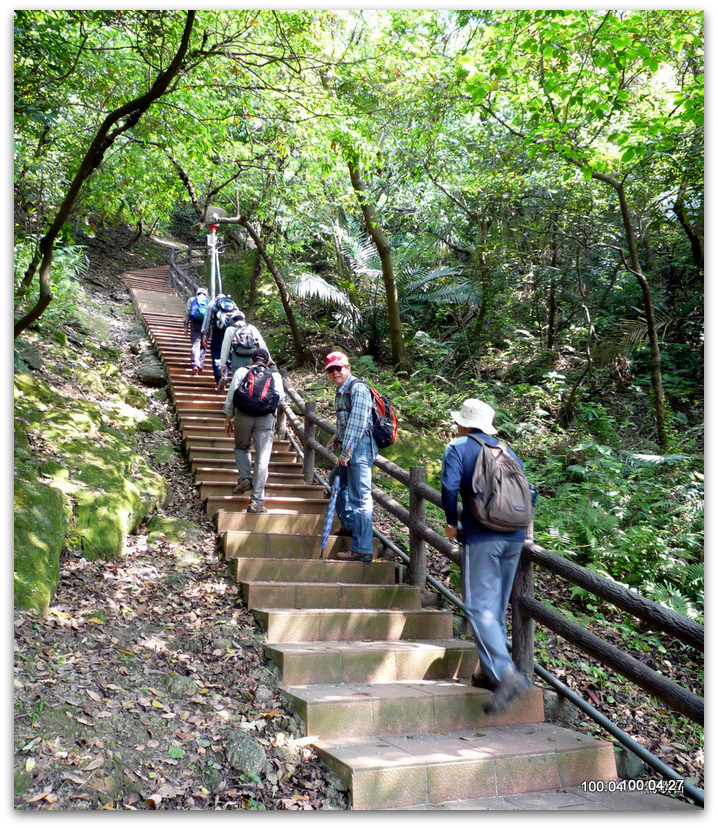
[{"x1": 451, "y1": 399, "x2": 497, "y2": 434}]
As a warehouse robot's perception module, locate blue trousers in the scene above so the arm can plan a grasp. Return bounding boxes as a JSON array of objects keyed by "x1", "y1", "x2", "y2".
[
  {"x1": 462, "y1": 538, "x2": 523, "y2": 684},
  {"x1": 209, "y1": 328, "x2": 225, "y2": 382},
  {"x1": 336, "y1": 433, "x2": 376, "y2": 555}
]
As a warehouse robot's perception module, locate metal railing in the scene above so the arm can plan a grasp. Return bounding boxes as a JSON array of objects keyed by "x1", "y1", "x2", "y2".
[{"x1": 277, "y1": 379, "x2": 704, "y2": 807}]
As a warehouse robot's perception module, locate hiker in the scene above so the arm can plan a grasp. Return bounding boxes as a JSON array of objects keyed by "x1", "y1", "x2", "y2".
[
  {"x1": 223, "y1": 348, "x2": 285, "y2": 514},
  {"x1": 324, "y1": 350, "x2": 377, "y2": 562},
  {"x1": 440, "y1": 398, "x2": 532, "y2": 713},
  {"x1": 183, "y1": 287, "x2": 209, "y2": 375},
  {"x1": 200, "y1": 293, "x2": 238, "y2": 388},
  {"x1": 219, "y1": 310, "x2": 271, "y2": 386}
]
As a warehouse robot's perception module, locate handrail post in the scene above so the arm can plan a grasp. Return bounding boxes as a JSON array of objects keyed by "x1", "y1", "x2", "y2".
[
  {"x1": 510, "y1": 547, "x2": 535, "y2": 682},
  {"x1": 408, "y1": 466, "x2": 427, "y2": 589},
  {"x1": 303, "y1": 401, "x2": 316, "y2": 484},
  {"x1": 276, "y1": 405, "x2": 287, "y2": 440}
]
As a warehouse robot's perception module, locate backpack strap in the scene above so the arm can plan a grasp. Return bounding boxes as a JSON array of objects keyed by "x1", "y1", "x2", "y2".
[{"x1": 468, "y1": 432, "x2": 508, "y2": 452}]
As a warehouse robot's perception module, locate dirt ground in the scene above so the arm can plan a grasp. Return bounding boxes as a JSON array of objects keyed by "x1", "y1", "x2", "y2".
[{"x1": 14, "y1": 229, "x2": 346, "y2": 810}]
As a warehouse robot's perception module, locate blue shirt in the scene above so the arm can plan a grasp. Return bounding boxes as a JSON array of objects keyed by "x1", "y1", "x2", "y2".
[
  {"x1": 441, "y1": 430, "x2": 526, "y2": 543},
  {"x1": 335, "y1": 375, "x2": 373, "y2": 460}
]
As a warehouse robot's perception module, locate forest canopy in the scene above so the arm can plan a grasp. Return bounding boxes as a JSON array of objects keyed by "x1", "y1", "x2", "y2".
[{"x1": 14, "y1": 9, "x2": 703, "y2": 616}]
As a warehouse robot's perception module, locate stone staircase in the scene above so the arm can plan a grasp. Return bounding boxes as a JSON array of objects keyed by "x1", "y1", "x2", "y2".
[{"x1": 124, "y1": 268, "x2": 627, "y2": 810}]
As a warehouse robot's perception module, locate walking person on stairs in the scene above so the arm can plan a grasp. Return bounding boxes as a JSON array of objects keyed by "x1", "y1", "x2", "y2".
[
  {"x1": 223, "y1": 348, "x2": 285, "y2": 514},
  {"x1": 324, "y1": 350, "x2": 377, "y2": 563},
  {"x1": 219, "y1": 310, "x2": 271, "y2": 387},
  {"x1": 441, "y1": 398, "x2": 532, "y2": 713},
  {"x1": 200, "y1": 293, "x2": 238, "y2": 389},
  {"x1": 183, "y1": 287, "x2": 209, "y2": 375}
]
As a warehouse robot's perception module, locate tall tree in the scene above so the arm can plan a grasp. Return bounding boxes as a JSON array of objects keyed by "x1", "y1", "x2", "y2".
[
  {"x1": 14, "y1": 10, "x2": 199, "y2": 337},
  {"x1": 454, "y1": 9, "x2": 703, "y2": 450}
]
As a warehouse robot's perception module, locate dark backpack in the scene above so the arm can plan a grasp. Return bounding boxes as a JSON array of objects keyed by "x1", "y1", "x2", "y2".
[
  {"x1": 231, "y1": 323, "x2": 259, "y2": 356},
  {"x1": 468, "y1": 433, "x2": 532, "y2": 532},
  {"x1": 189, "y1": 295, "x2": 209, "y2": 321},
  {"x1": 345, "y1": 380, "x2": 399, "y2": 450},
  {"x1": 233, "y1": 364, "x2": 280, "y2": 416},
  {"x1": 214, "y1": 297, "x2": 238, "y2": 330}
]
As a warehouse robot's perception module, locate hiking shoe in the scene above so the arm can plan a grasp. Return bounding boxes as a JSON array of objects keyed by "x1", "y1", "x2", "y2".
[
  {"x1": 484, "y1": 668, "x2": 531, "y2": 714},
  {"x1": 339, "y1": 552, "x2": 372, "y2": 563},
  {"x1": 333, "y1": 527, "x2": 353, "y2": 537},
  {"x1": 247, "y1": 503, "x2": 267, "y2": 514},
  {"x1": 232, "y1": 478, "x2": 253, "y2": 494},
  {"x1": 471, "y1": 672, "x2": 499, "y2": 692}
]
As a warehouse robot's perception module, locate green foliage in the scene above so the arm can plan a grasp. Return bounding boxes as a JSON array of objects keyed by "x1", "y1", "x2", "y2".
[
  {"x1": 14, "y1": 241, "x2": 88, "y2": 329},
  {"x1": 13, "y1": 9, "x2": 703, "y2": 629},
  {"x1": 532, "y1": 439, "x2": 703, "y2": 621}
]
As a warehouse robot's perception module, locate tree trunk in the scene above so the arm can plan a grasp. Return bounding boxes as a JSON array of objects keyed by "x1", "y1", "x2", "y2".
[
  {"x1": 673, "y1": 181, "x2": 704, "y2": 279},
  {"x1": 237, "y1": 218, "x2": 312, "y2": 366},
  {"x1": 14, "y1": 11, "x2": 196, "y2": 339},
  {"x1": 593, "y1": 171, "x2": 669, "y2": 451},
  {"x1": 346, "y1": 156, "x2": 410, "y2": 373}
]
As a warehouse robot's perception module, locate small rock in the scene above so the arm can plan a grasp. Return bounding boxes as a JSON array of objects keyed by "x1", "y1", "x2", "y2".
[
  {"x1": 164, "y1": 674, "x2": 198, "y2": 698},
  {"x1": 225, "y1": 730, "x2": 269, "y2": 776}
]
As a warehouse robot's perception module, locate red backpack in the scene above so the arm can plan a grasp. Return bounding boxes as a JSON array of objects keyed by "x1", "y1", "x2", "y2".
[{"x1": 346, "y1": 380, "x2": 399, "y2": 450}]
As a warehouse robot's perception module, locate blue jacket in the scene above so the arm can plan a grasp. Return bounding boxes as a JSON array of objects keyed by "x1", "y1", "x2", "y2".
[{"x1": 441, "y1": 430, "x2": 526, "y2": 544}]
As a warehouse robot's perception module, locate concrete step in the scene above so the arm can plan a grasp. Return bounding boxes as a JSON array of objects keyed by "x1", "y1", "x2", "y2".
[
  {"x1": 222, "y1": 531, "x2": 354, "y2": 560},
  {"x1": 206, "y1": 495, "x2": 329, "y2": 516},
  {"x1": 189, "y1": 447, "x2": 298, "y2": 463},
  {"x1": 263, "y1": 640, "x2": 479, "y2": 685},
  {"x1": 384, "y1": 784, "x2": 699, "y2": 811},
  {"x1": 199, "y1": 481, "x2": 325, "y2": 500},
  {"x1": 232, "y1": 555, "x2": 399, "y2": 584},
  {"x1": 282, "y1": 680, "x2": 545, "y2": 739},
  {"x1": 195, "y1": 468, "x2": 305, "y2": 485},
  {"x1": 252, "y1": 607, "x2": 454, "y2": 643},
  {"x1": 314, "y1": 723, "x2": 617, "y2": 811},
  {"x1": 183, "y1": 429, "x2": 292, "y2": 448},
  {"x1": 215, "y1": 510, "x2": 327, "y2": 534},
  {"x1": 241, "y1": 580, "x2": 422, "y2": 610}
]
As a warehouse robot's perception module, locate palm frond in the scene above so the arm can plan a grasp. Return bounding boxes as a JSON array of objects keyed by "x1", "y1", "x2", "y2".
[{"x1": 288, "y1": 273, "x2": 362, "y2": 326}]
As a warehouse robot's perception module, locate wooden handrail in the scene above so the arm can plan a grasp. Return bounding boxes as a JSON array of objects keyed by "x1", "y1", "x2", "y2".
[
  {"x1": 169, "y1": 243, "x2": 208, "y2": 299},
  {"x1": 279, "y1": 378, "x2": 704, "y2": 725}
]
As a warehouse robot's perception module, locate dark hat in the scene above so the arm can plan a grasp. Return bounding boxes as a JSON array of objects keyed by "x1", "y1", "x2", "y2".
[{"x1": 251, "y1": 348, "x2": 270, "y2": 363}]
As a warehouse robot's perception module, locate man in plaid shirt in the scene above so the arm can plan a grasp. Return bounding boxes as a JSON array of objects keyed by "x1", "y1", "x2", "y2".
[{"x1": 325, "y1": 351, "x2": 377, "y2": 562}]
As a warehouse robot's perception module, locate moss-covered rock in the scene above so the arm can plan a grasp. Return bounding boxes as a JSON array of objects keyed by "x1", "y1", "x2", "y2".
[
  {"x1": 14, "y1": 477, "x2": 72, "y2": 615},
  {"x1": 380, "y1": 429, "x2": 446, "y2": 489},
  {"x1": 146, "y1": 515, "x2": 203, "y2": 545},
  {"x1": 15, "y1": 371, "x2": 169, "y2": 577}
]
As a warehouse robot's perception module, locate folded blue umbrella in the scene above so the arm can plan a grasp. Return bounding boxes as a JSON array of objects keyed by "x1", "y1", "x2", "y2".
[{"x1": 320, "y1": 467, "x2": 341, "y2": 559}]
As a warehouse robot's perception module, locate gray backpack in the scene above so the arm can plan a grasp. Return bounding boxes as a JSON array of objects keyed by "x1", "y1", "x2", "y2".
[{"x1": 468, "y1": 434, "x2": 532, "y2": 531}]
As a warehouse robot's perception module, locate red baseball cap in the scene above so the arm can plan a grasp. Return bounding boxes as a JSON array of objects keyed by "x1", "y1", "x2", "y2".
[{"x1": 325, "y1": 351, "x2": 349, "y2": 370}]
